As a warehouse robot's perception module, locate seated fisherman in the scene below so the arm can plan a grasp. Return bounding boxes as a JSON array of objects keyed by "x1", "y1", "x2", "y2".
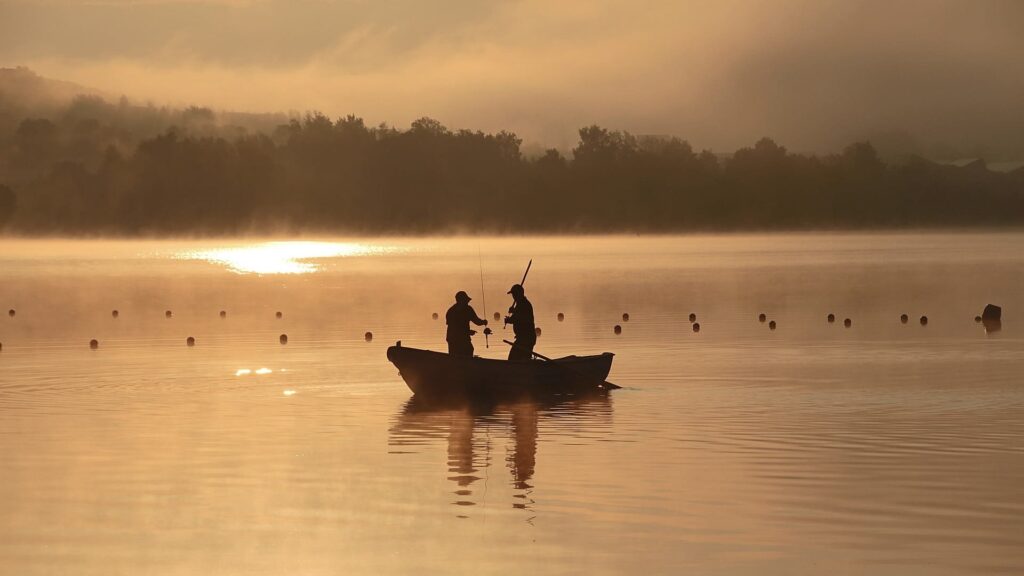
[{"x1": 446, "y1": 290, "x2": 489, "y2": 356}]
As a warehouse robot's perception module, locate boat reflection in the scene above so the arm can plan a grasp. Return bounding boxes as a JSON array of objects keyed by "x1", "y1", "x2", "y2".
[{"x1": 389, "y1": 392, "x2": 614, "y2": 518}]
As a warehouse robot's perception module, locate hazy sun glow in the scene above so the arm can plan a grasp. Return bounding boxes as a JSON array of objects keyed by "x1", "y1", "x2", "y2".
[{"x1": 183, "y1": 241, "x2": 384, "y2": 274}]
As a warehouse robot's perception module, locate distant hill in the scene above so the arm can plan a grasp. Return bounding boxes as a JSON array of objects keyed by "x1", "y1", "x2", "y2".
[
  {"x1": 0, "y1": 67, "x2": 105, "y2": 109},
  {"x1": 0, "y1": 66, "x2": 289, "y2": 159}
]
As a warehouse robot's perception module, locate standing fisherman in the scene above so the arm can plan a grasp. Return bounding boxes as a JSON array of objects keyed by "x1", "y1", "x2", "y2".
[
  {"x1": 504, "y1": 284, "x2": 536, "y2": 361},
  {"x1": 446, "y1": 291, "x2": 489, "y2": 357}
]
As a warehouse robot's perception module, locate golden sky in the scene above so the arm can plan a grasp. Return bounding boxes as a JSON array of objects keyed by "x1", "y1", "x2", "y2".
[{"x1": 2, "y1": 0, "x2": 1023, "y2": 153}]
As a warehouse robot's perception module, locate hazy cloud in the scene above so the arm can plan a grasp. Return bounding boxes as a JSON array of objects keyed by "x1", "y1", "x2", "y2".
[{"x1": 2, "y1": 0, "x2": 1023, "y2": 155}]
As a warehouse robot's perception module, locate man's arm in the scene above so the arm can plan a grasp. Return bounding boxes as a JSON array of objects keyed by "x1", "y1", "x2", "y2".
[{"x1": 469, "y1": 306, "x2": 488, "y2": 326}]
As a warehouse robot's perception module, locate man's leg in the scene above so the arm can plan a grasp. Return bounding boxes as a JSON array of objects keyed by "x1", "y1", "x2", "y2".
[{"x1": 449, "y1": 339, "x2": 474, "y2": 357}]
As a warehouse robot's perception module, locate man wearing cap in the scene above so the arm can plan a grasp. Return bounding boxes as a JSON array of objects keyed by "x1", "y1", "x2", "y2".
[
  {"x1": 446, "y1": 290, "x2": 489, "y2": 357},
  {"x1": 504, "y1": 284, "x2": 536, "y2": 361}
]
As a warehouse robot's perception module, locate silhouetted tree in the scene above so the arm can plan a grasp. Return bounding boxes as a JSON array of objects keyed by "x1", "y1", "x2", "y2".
[
  {"x1": 0, "y1": 183, "x2": 15, "y2": 226},
  {"x1": 1, "y1": 90, "x2": 1023, "y2": 234}
]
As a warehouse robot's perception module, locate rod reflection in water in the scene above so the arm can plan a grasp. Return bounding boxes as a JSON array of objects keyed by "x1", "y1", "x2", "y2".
[{"x1": 389, "y1": 393, "x2": 614, "y2": 518}]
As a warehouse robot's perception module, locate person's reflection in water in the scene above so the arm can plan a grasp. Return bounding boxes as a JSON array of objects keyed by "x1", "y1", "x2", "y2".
[
  {"x1": 506, "y1": 401, "x2": 538, "y2": 512},
  {"x1": 388, "y1": 393, "x2": 613, "y2": 519},
  {"x1": 507, "y1": 402, "x2": 538, "y2": 491},
  {"x1": 447, "y1": 408, "x2": 480, "y2": 508}
]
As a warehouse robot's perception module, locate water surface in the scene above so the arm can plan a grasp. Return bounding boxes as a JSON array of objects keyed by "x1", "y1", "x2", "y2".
[{"x1": 1, "y1": 233, "x2": 1022, "y2": 575}]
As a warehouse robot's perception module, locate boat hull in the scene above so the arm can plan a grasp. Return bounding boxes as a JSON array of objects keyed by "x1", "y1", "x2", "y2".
[{"x1": 386, "y1": 345, "x2": 615, "y2": 398}]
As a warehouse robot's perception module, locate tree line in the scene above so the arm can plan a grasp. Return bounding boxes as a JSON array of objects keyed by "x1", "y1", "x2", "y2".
[{"x1": 1, "y1": 98, "x2": 1022, "y2": 234}]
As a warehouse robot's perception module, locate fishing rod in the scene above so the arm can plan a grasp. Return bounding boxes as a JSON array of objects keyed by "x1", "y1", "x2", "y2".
[
  {"x1": 478, "y1": 245, "x2": 490, "y2": 348},
  {"x1": 520, "y1": 259, "x2": 532, "y2": 286},
  {"x1": 504, "y1": 259, "x2": 532, "y2": 328}
]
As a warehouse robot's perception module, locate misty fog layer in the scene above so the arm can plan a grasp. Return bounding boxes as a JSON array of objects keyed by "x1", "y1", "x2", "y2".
[
  {"x1": 0, "y1": 72, "x2": 1022, "y2": 235},
  {"x1": 2, "y1": 0, "x2": 1024, "y2": 157}
]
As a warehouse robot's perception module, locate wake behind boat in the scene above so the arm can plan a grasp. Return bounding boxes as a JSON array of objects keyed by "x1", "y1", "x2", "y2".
[{"x1": 387, "y1": 342, "x2": 616, "y2": 398}]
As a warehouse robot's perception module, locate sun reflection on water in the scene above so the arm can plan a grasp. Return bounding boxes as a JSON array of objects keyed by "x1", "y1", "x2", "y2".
[
  {"x1": 183, "y1": 241, "x2": 386, "y2": 274},
  {"x1": 236, "y1": 367, "x2": 274, "y2": 377}
]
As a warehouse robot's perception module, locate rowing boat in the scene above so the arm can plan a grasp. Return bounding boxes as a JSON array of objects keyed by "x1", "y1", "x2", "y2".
[{"x1": 386, "y1": 342, "x2": 615, "y2": 398}]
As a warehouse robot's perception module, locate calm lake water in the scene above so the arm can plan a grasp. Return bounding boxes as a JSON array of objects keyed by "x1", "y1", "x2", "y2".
[{"x1": 1, "y1": 233, "x2": 1022, "y2": 575}]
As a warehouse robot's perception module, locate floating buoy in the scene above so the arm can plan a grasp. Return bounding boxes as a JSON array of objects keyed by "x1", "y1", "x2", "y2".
[
  {"x1": 974, "y1": 315, "x2": 982, "y2": 323},
  {"x1": 8, "y1": 309, "x2": 15, "y2": 318},
  {"x1": 89, "y1": 339, "x2": 99, "y2": 349},
  {"x1": 493, "y1": 312, "x2": 500, "y2": 321},
  {"x1": 186, "y1": 336, "x2": 195, "y2": 347},
  {"x1": 827, "y1": 313, "x2": 835, "y2": 323},
  {"x1": 613, "y1": 324, "x2": 622, "y2": 334},
  {"x1": 364, "y1": 331, "x2": 373, "y2": 342},
  {"x1": 768, "y1": 320, "x2": 777, "y2": 330},
  {"x1": 622, "y1": 313, "x2": 630, "y2": 322},
  {"x1": 981, "y1": 306, "x2": 1002, "y2": 333},
  {"x1": 432, "y1": 312, "x2": 439, "y2": 320},
  {"x1": 692, "y1": 322, "x2": 700, "y2": 332},
  {"x1": 557, "y1": 312, "x2": 564, "y2": 322},
  {"x1": 279, "y1": 334, "x2": 288, "y2": 344},
  {"x1": 844, "y1": 318, "x2": 852, "y2": 328},
  {"x1": 920, "y1": 316, "x2": 928, "y2": 326},
  {"x1": 689, "y1": 313, "x2": 697, "y2": 322},
  {"x1": 111, "y1": 309, "x2": 119, "y2": 318},
  {"x1": 220, "y1": 310, "x2": 227, "y2": 318},
  {"x1": 535, "y1": 327, "x2": 542, "y2": 337},
  {"x1": 276, "y1": 311, "x2": 283, "y2": 319},
  {"x1": 758, "y1": 313, "x2": 767, "y2": 323},
  {"x1": 900, "y1": 314, "x2": 909, "y2": 324},
  {"x1": 165, "y1": 310, "x2": 172, "y2": 318}
]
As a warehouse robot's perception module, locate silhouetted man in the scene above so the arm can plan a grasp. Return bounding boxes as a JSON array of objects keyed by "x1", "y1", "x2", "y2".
[
  {"x1": 504, "y1": 284, "x2": 536, "y2": 361},
  {"x1": 446, "y1": 290, "x2": 489, "y2": 357}
]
